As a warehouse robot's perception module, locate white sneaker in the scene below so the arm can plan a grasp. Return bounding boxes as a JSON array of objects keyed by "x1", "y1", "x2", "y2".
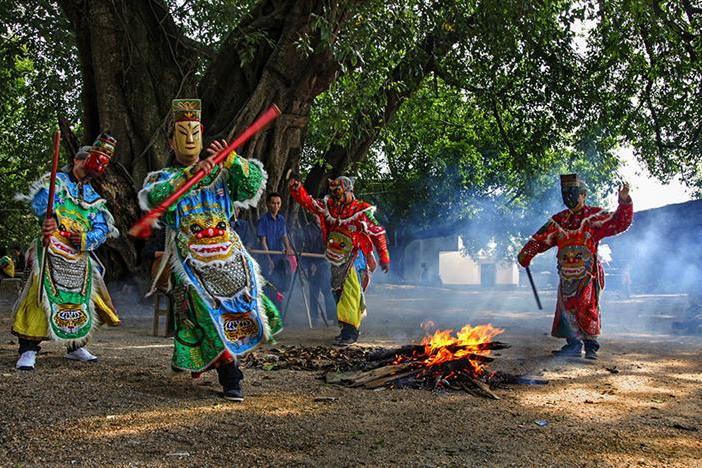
[
  {"x1": 16, "y1": 351, "x2": 37, "y2": 370},
  {"x1": 65, "y1": 347, "x2": 98, "y2": 362}
]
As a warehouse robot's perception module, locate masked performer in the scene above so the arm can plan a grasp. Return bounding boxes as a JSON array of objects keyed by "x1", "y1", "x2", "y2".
[
  {"x1": 518, "y1": 175, "x2": 633, "y2": 360},
  {"x1": 289, "y1": 176, "x2": 390, "y2": 345},
  {"x1": 139, "y1": 99, "x2": 280, "y2": 402},
  {"x1": 12, "y1": 133, "x2": 120, "y2": 370}
]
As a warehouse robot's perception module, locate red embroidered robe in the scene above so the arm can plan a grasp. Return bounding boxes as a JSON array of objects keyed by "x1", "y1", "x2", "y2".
[
  {"x1": 518, "y1": 199, "x2": 633, "y2": 338},
  {"x1": 290, "y1": 185, "x2": 390, "y2": 276}
]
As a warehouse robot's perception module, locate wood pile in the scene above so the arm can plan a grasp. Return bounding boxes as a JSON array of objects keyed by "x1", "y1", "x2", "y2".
[{"x1": 241, "y1": 339, "x2": 543, "y2": 399}]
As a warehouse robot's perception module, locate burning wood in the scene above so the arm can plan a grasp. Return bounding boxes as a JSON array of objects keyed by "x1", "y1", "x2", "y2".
[
  {"x1": 326, "y1": 324, "x2": 511, "y2": 398},
  {"x1": 242, "y1": 324, "x2": 538, "y2": 398}
]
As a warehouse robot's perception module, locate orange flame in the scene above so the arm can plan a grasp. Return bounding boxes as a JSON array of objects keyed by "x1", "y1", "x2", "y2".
[{"x1": 418, "y1": 324, "x2": 504, "y2": 372}]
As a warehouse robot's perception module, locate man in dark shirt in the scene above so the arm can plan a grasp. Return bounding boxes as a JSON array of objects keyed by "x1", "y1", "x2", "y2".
[{"x1": 257, "y1": 192, "x2": 293, "y2": 301}]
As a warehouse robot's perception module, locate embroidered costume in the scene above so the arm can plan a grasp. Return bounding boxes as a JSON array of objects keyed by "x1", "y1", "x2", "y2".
[
  {"x1": 290, "y1": 176, "x2": 390, "y2": 344},
  {"x1": 12, "y1": 134, "x2": 120, "y2": 354},
  {"x1": 518, "y1": 174, "x2": 633, "y2": 358},
  {"x1": 139, "y1": 99, "x2": 278, "y2": 383},
  {"x1": 0, "y1": 254, "x2": 15, "y2": 278}
]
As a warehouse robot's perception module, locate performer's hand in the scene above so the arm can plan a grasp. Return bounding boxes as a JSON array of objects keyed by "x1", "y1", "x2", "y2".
[
  {"x1": 284, "y1": 247, "x2": 294, "y2": 256},
  {"x1": 618, "y1": 182, "x2": 631, "y2": 202},
  {"x1": 517, "y1": 252, "x2": 530, "y2": 268},
  {"x1": 206, "y1": 139, "x2": 228, "y2": 156},
  {"x1": 381, "y1": 262, "x2": 390, "y2": 273},
  {"x1": 42, "y1": 218, "x2": 57, "y2": 240},
  {"x1": 196, "y1": 155, "x2": 217, "y2": 176},
  {"x1": 289, "y1": 178, "x2": 301, "y2": 190}
]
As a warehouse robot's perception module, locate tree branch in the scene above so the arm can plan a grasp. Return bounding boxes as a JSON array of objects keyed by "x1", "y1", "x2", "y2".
[
  {"x1": 304, "y1": 17, "x2": 467, "y2": 195},
  {"x1": 650, "y1": 0, "x2": 698, "y2": 62}
]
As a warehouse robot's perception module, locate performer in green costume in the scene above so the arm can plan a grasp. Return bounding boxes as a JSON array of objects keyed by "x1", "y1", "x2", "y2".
[{"x1": 139, "y1": 99, "x2": 280, "y2": 401}]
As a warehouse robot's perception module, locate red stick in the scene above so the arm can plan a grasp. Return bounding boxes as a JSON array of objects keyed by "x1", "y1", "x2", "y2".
[
  {"x1": 44, "y1": 130, "x2": 62, "y2": 230},
  {"x1": 129, "y1": 104, "x2": 282, "y2": 239},
  {"x1": 38, "y1": 130, "x2": 61, "y2": 305}
]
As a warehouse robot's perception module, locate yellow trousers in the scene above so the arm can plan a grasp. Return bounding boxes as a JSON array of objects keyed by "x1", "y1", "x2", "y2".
[{"x1": 12, "y1": 273, "x2": 120, "y2": 341}]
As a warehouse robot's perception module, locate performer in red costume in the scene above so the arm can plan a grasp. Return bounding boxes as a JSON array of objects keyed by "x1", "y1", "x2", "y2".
[
  {"x1": 290, "y1": 176, "x2": 390, "y2": 345},
  {"x1": 518, "y1": 174, "x2": 633, "y2": 360}
]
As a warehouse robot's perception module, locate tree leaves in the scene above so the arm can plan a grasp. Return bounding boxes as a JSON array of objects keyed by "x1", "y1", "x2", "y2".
[{"x1": 1, "y1": 0, "x2": 700, "y2": 256}]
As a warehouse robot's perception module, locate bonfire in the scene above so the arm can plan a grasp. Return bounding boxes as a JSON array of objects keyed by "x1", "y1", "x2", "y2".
[
  {"x1": 323, "y1": 324, "x2": 510, "y2": 399},
  {"x1": 242, "y1": 323, "x2": 539, "y2": 399}
]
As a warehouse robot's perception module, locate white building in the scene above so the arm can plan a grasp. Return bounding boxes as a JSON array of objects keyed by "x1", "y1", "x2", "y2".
[{"x1": 402, "y1": 235, "x2": 519, "y2": 287}]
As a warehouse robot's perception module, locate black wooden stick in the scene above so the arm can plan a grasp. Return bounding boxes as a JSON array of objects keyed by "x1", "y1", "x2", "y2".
[{"x1": 525, "y1": 267, "x2": 543, "y2": 310}]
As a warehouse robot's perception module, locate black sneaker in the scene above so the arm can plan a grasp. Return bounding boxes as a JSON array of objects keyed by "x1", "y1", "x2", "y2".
[
  {"x1": 552, "y1": 341, "x2": 583, "y2": 357},
  {"x1": 336, "y1": 335, "x2": 358, "y2": 346},
  {"x1": 335, "y1": 324, "x2": 359, "y2": 346},
  {"x1": 584, "y1": 349, "x2": 598, "y2": 360},
  {"x1": 223, "y1": 386, "x2": 244, "y2": 402}
]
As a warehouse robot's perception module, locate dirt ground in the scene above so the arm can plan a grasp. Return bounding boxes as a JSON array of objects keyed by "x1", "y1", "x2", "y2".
[{"x1": 0, "y1": 283, "x2": 700, "y2": 467}]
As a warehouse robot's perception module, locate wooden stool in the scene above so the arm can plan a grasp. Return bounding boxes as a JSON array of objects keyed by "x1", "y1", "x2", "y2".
[{"x1": 152, "y1": 289, "x2": 173, "y2": 337}]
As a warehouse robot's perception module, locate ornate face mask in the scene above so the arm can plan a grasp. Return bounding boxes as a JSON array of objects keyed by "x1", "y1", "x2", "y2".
[
  {"x1": 173, "y1": 121, "x2": 203, "y2": 163},
  {"x1": 83, "y1": 132, "x2": 116, "y2": 178},
  {"x1": 171, "y1": 99, "x2": 202, "y2": 165},
  {"x1": 560, "y1": 174, "x2": 583, "y2": 210},
  {"x1": 562, "y1": 186, "x2": 580, "y2": 209},
  {"x1": 328, "y1": 176, "x2": 354, "y2": 203},
  {"x1": 183, "y1": 213, "x2": 237, "y2": 264}
]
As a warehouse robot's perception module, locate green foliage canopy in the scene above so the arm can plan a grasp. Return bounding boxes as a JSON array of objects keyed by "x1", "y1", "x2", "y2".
[{"x1": 0, "y1": 0, "x2": 700, "y2": 258}]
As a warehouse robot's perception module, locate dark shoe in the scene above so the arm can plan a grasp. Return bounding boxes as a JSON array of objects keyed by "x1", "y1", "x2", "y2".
[
  {"x1": 217, "y1": 361, "x2": 244, "y2": 400},
  {"x1": 336, "y1": 335, "x2": 358, "y2": 346},
  {"x1": 583, "y1": 340, "x2": 599, "y2": 360},
  {"x1": 552, "y1": 340, "x2": 583, "y2": 357},
  {"x1": 223, "y1": 386, "x2": 244, "y2": 402},
  {"x1": 335, "y1": 324, "x2": 359, "y2": 346}
]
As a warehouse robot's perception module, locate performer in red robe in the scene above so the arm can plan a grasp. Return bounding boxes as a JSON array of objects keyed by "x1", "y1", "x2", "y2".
[
  {"x1": 290, "y1": 176, "x2": 390, "y2": 345},
  {"x1": 518, "y1": 174, "x2": 633, "y2": 359}
]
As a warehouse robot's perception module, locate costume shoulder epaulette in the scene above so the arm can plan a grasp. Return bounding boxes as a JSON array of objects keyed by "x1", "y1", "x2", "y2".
[
  {"x1": 55, "y1": 172, "x2": 105, "y2": 205},
  {"x1": 352, "y1": 199, "x2": 374, "y2": 212}
]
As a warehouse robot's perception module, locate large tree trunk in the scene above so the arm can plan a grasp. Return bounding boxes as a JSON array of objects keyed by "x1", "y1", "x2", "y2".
[
  {"x1": 57, "y1": 0, "x2": 347, "y2": 275},
  {"x1": 199, "y1": 0, "x2": 349, "y2": 197},
  {"x1": 58, "y1": 0, "x2": 200, "y2": 275}
]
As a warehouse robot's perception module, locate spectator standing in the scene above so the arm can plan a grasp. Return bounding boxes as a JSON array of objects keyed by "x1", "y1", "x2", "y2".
[{"x1": 257, "y1": 192, "x2": 293, "y2": 302}]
